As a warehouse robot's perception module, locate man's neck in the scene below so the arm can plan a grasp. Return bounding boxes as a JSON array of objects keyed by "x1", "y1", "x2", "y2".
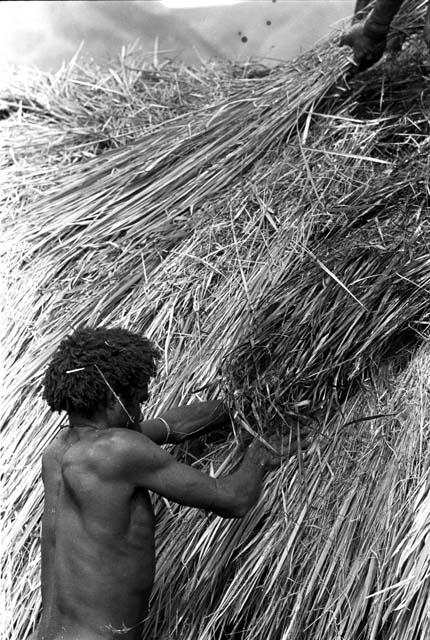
[{"x1": 68, "y1": 412, "x2": 108, "y2": 430}]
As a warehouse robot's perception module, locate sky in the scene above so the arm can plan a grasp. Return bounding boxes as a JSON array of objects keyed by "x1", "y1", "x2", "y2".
[{"x1": 0, "y1": 1, "x2": 355, "y2": 72}]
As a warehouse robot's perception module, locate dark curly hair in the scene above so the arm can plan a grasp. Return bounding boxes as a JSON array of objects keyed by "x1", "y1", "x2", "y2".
[{"x1": 43, "y1": 326, "x2": 160, "y2": 416}]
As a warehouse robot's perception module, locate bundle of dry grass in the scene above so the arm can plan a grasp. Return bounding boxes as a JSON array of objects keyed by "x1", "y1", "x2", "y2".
[{"x1": 3, "y1": 1, "x2": 430, "y2": 638}]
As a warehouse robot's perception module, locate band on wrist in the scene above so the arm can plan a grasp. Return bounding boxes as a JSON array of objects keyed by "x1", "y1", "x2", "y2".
[{"x1": 157, "y1": 417, "x2": 171, "y2": 444}]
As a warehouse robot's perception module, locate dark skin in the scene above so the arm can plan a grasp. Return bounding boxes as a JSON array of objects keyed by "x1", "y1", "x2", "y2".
[
  {"x1": 341, "y1": 0, "x2": 430, "y2": 71},
  {"x1": 36, "y1": 385, "x2": 305, "y2": 640}
]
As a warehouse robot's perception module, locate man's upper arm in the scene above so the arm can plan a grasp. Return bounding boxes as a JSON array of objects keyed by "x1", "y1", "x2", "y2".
[
  {"x1": 138, "y1": 417, "x2": 170, "y2": 445},
  {"x1": 138, "y1": 401, "x2": 229, "y2": 445},
  {"x1": 108, "y1": 431, "x2": 231, "y2": 514}
]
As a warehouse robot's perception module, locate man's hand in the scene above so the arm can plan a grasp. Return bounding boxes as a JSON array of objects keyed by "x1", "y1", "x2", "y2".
[
  {"x1": 247, "y1": 427, "x2": 310, "y2": 472},
  {"x1": 340, "y1": 23, "x2": 387, "y2": 71}
]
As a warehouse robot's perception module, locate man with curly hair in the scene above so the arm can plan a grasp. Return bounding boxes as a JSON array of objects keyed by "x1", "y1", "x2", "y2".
[{"x1": 36, "y1": 326, "x2": 305, "y2": 640}]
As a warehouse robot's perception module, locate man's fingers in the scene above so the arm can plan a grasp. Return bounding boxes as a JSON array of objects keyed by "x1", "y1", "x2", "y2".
[
  {"x1": 249, "y1": 419, "x2": 317, "y2": 464},
  {"x1": 285, "y1": 438, "x2": 309, "y2": 455},
  {"x1": 339, "y1": 32, "x2": 354, "y2": 48},
  {"x1": 262, "y1": 433, "x2": 312, "y2": 458},
  {"x1": 339, "y1": 24, "x2": 363, "y2": 50},
  {"x1": 339, "y1": 22, "x2": 387, "y2": 73}
]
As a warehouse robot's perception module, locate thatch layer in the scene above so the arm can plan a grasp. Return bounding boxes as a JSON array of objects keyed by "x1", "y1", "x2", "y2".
[{"x1": 3, "y1": 1, "x2": 430, "y2": 638}]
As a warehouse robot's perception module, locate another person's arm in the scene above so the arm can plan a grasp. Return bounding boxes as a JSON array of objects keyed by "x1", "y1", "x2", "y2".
[
  {"x1": 341, "y1": 0, "x2": 405, "y2": 70},
  {"x1": 363, "y1": 0, "x2": 405, "y2": 39},
  {"x1": 139, "y1": 400, "x2": 230, "y2": 445}
]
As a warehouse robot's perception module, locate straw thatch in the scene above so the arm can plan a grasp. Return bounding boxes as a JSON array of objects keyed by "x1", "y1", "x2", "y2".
[{"x1": 2, "y1": 1, "x2": 430, "y2": 638}]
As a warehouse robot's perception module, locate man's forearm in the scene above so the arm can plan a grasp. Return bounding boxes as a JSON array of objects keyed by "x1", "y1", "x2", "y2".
[
  {"x1": 159, "y1": 400, "x2": 229, "y2": 444},
  {"x1": 364, "y1": 0, "x2": 404, "y2": 38},
  {"x1": 213, "y1": 444, "x2": 265, "y2": 518}
]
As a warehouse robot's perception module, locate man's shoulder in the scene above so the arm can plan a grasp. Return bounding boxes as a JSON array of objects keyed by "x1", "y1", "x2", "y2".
[
  {"x1": 42, "y1": 431, "x2": 71, "y2": 468},
  {"x1": 91, "y1": 428, "x2": 152, "y2": 453},
  {"x1": 72, "y1": 429, "x2": 156, "y2": 479}
]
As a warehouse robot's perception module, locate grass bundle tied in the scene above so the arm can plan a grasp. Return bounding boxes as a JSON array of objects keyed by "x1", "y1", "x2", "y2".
[{"x1": 2, "y1": 0, "x2": 430, "y2": 638}]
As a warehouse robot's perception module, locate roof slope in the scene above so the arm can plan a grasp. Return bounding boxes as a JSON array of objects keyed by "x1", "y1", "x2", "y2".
[{"x1": 2, "y1": 1, "x2": 430, "y2": 638}]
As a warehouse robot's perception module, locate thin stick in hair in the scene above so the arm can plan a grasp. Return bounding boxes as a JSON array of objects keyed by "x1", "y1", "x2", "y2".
[{"x1": 93, "y1": 364, "x2": 134, "y2": 422}]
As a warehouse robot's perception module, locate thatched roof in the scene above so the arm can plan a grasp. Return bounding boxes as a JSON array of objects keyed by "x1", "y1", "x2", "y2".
[{"x1": 3, "y1": 1, "x2": 430, "y2": 638}]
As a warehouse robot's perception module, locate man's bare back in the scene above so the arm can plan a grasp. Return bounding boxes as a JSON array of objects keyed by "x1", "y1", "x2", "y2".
[
  {"x1": 40, "y1": 427, "x2": 155, "y2": 640},
  {"x1": 37, "y1": 327, "x2": 307, "y2": 640}
]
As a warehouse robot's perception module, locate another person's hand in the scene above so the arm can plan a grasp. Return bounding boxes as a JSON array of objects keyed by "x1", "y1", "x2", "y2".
[{"x1": 340, "y1": 23, "x2": 387, "y2": 71}]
